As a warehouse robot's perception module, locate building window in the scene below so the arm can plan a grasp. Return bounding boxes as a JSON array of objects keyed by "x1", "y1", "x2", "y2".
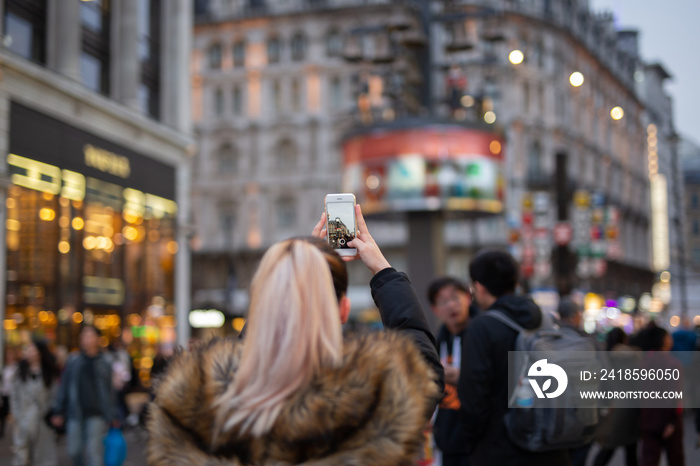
[
  {"x1": 291, "y1": 78, "x2": 302, "y2": 112},
  {"x1": 694, "y1": 220, "x2": 700, "y2": 236},
  {"x1": 214, "y1": 88, "x2": 224, "y2": 116},
  {"x1": 330, "y1": 77, "x2": 342, "y2": 110},
  {"x1": 692, "y1": 192, "x2": 699, "y2": 209},
  {"x1": 4, "y1": 0, "x2": 47, "y2": 63},
  {"x1": 276, "y1": 199, "x2": 297, "y2": 229},
  {"x1": 326, "y1": 29, "x2": 342, "y2": 57},
  {"x1": 209, "y1": 43, "x2": 222, "y2": 69},
  {"x1": 138, "y1": 0, "x2": 161, "y2": 119},
  {"x1": 527, "y1": 142, "x2": 542, "y2": 178},
  {"x1": 267, "y1": 36, "x2": 281, "y2": 64},
  {"x1": 81, "y1": 0, "x2": 110, "y2": 94},
  {"x1": 272, "y1": 80, "x2": 282, "y2": 113},
  {"x1": 275, "y1": 139, "x2": 297, "y2": 170},
  {"x1": 233, "y1": 85, "x2": 243, "y2": 115},
  {"x1": 523, "y1": 82, "x2": 530, "y2": 113},
  {"x1": 291, "y1": 33, "x2": 306, "y2": 61},
  {"x1": 233, "y1": 40, "x2": 246, "y2": 68},
  {"x1": 694, "y1": 248, "x2": 700, "y2": 265},
  {"x1": 218, "y1": 144, "x2": 237, "y2": 173},
  {"x1": 218, "y1": 202, "x2": 236, "y2": 243}
]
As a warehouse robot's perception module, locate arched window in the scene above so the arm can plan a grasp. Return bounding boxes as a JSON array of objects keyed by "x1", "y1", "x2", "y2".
[
  {"x1": 208, "y1": 43, "x2": 222, "y2": 69},
  {"x1": 326, "y1": 29, "x2": 342, "y2": 57},
  {"x1": 275, "y1": 139, "x2": 297, "y2": 170},
  {"x1": 267, "y1": 36, "x2": 281, "y2": 64},
  {"x1": 233, "y1": 40, "x2": 246, "y2": 68},
  {"x1": 218, "y1": 144, "x2": 237, "y2": 173},
  {"x1": 527, "y1": 142, "x2": 542, "y2": 178},
  {"x1": 291, "y1": 33, "x2": 306, "y2": 61}
]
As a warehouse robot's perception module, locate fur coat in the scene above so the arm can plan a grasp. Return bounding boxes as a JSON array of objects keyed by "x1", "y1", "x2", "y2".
[{"x1": 147, "y1": 331, "x2": 440, "y2": 465}]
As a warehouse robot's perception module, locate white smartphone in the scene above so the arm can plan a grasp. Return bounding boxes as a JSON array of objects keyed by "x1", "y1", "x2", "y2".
[{"x1": 325, "y1": 193, "x2": 357, "y2": 256}]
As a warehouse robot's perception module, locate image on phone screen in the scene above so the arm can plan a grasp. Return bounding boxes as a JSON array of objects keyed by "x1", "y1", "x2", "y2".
[{"x1": 326, "y1": 202, "x2": 355, "y2": 249}]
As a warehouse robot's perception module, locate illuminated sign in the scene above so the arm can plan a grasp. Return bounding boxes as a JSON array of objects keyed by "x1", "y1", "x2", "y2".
[
  {"x1": 84, "y1": 144, "x2": 131, "y2": 179},
  {"x1": 189, "y1": 309, "x2": 225, "y2": 328},
  {"x1": 83, "y1": 276, "x2": 125, "y2": 306},
  {"x1": 650, "y1": 174, "x2": 670, "y2": 271}
]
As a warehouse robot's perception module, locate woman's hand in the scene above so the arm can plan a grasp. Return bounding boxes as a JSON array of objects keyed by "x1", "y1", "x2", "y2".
[{"x1": 311, "y1": 205, "x2": 391, "y2": 275}]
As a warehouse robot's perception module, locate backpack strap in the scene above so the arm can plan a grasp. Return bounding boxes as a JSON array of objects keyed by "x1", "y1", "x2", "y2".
[{"x1": 485, "y1": 310, "x2": 524, "y2": 333}]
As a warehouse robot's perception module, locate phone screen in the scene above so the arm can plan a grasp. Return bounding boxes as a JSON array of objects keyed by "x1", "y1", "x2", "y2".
[{"x1": 326, "y1": 202, "x2": 356, "y2": 250}]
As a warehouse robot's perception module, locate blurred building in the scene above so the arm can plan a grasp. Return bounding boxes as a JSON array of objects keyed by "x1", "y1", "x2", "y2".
[
  {"x1": 681, "y1": 138, "x2": 700, "y2": 321},
  {"x1": 191, "y1": 0, "x2": 665, "y2": 323},
  {"x1": 0, "y1": 0, "x2": 194, "y2": 377}
]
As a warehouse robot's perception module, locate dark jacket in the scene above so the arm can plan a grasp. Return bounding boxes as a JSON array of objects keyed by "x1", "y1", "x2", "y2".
[
  {"x1": 147, "y1": 267, "x2": 444, "y2": 465},
  {"x1": 370, "y1": 268, "x2": 444, "y2": 395},
  {"x1": 457, "y1": 294, "x2": 570, "y2": 466},
  {"x1": 433, "y1": 324, "x2": 468, "y2": 455},
  {"x1": 52, "y1": 351, "x2": 115, "y2": 423}
]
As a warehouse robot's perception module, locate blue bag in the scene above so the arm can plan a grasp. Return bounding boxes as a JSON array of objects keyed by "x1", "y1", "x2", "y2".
[{"x1": 103, "y1": 427, "x2": 127, "y2": 466}]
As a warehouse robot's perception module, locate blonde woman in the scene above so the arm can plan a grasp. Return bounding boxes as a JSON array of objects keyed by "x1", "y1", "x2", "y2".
[{"x1": 148, "y1": 205, "x2": 443, "y2": 465}]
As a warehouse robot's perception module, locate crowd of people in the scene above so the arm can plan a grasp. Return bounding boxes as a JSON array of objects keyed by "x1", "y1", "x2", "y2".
[{"x1": 1, "y1": 204, "x2": 700, "y2": 465}]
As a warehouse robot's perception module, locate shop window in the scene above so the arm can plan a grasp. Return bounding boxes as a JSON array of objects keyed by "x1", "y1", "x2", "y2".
[
  {"x1": 138, "y1": 0, "x2": 161, "y2": 119},
  {"x1": 209, "y1": 43, "x2": 222, "y2": 69},
  {"x1": 233, "y1": 40, "x2": 246, "y2": 68},
  {"x1": 4, "y1": 0, "x2": 47, "y2": 63},
  {"x1": 326, "y1": 29, "x2": 342, "y2": 57},
  {"x1": 81, "y1": 0, "x2": 110, "y2": 94},
  {"x1": 267, "y1": 36, "x2": 281, "y2": 64},
  {"x1": 291, "y1": 33, "x2": 306, "y2": 61}
]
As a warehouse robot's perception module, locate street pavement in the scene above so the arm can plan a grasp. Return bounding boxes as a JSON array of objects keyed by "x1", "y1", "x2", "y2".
[
  {"x1": 0, "y1": 413, "x2": 697, "y2": 465},
  {"x1": 0, "y1": 420, "x2": 148, "y2": 465}
]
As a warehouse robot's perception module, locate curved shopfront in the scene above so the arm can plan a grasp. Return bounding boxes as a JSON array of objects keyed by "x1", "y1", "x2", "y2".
[{"x1": 4, "y1": 102, "x2": 178, "y2": 383}]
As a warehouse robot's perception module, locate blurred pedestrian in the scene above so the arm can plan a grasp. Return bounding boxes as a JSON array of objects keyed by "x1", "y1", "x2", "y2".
[
  {"x1": 1, "y1": 347, "x2": 19, "y2": 438},
  {"x1": 458, "y1": 249, "x2": 570, "y2": 465},
  {"x1": 10, "y1": 339, "x2": 58, "y2": 466},
  {"x1": 106, "y1": 340, "x2": 132, "y2": 425},
  {"x1": 147, "y1": 206, "x2": 444, "y2": 465},
  {"x1": 428, "y1": 277, "x2": 472, "y2": 465},
  {"x1": 593, "y1": 327, "x2": 640, "y2": 466},
  {"x1": 556, "y1": 298, "x2": 598, "y2": 466},
  {"x1": 639, "y1": 326, "x2": 684, "y2": 466},
  {"x1": 52, "y1": 325, "x2": 117, "y2": 466}
]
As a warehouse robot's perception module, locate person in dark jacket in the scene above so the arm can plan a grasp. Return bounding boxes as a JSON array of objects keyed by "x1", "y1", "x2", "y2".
[
  {"x1": 51, "y1": 325, "x2": 116, "y2": 466},
  {"x1": 457, "y1": 249, "x2": 570, "y2": 466},
  {"x1": 428, "y1": 277, "x2": 472, "y2": 465}
]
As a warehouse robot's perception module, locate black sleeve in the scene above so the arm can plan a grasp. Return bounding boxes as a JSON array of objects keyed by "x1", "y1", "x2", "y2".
[
  {"x1": 457, "y1": 317, "x2": 494, "y2": 454},
  {"x1": 369, "y1": 268, "x2": 445, "y2": 396}
]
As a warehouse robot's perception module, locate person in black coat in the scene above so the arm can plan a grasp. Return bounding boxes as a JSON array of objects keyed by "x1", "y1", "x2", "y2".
[{"x1": 457, "y1": 249, "x2": 570, "y2": 466}]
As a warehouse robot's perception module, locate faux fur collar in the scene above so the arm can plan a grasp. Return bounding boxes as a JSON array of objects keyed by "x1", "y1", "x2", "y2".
[{"x1": 147, "y1": 332, "x2": 439, "y2": 465}]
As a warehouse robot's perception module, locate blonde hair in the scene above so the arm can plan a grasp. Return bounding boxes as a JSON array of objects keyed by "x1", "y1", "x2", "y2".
[{"x1": 215, "y1": 239, "x2": 343, "y2": 438}]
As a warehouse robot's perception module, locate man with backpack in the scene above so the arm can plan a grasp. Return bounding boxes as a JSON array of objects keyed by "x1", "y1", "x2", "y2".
[{"x1": 457, "y1": 250, "x2": 570, "y2": 465}]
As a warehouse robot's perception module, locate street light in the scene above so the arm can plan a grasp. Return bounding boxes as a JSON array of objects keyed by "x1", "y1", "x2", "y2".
[
  {"x1": 610, "y1": 106, "x2": 624, "y2": 120},
  {"x1": 508, "y1": 49, "x2": 524, "y2": 65},
  {"x1": 569, "y1": 71, "x2": 584, "y2": 87}
]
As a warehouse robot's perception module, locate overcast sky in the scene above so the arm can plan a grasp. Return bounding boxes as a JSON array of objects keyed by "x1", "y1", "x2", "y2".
[{"x1": 589, "y1": 0, "x2": 700, "y2": 143}]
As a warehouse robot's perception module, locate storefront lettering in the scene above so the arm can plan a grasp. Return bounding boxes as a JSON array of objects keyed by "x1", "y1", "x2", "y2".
[{"x1": 84, "y1": 144, "x2": 131, "y2": 179}]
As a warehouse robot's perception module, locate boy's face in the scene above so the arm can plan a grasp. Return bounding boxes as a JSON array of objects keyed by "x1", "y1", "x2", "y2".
[{"x1": 432, "y1": 285, "x2": 471, "y2": 332}]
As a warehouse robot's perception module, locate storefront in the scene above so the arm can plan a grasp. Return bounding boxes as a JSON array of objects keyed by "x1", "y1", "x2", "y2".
[{"x1": 4, "y1": 102, "x2": 179, "y2": 386}]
